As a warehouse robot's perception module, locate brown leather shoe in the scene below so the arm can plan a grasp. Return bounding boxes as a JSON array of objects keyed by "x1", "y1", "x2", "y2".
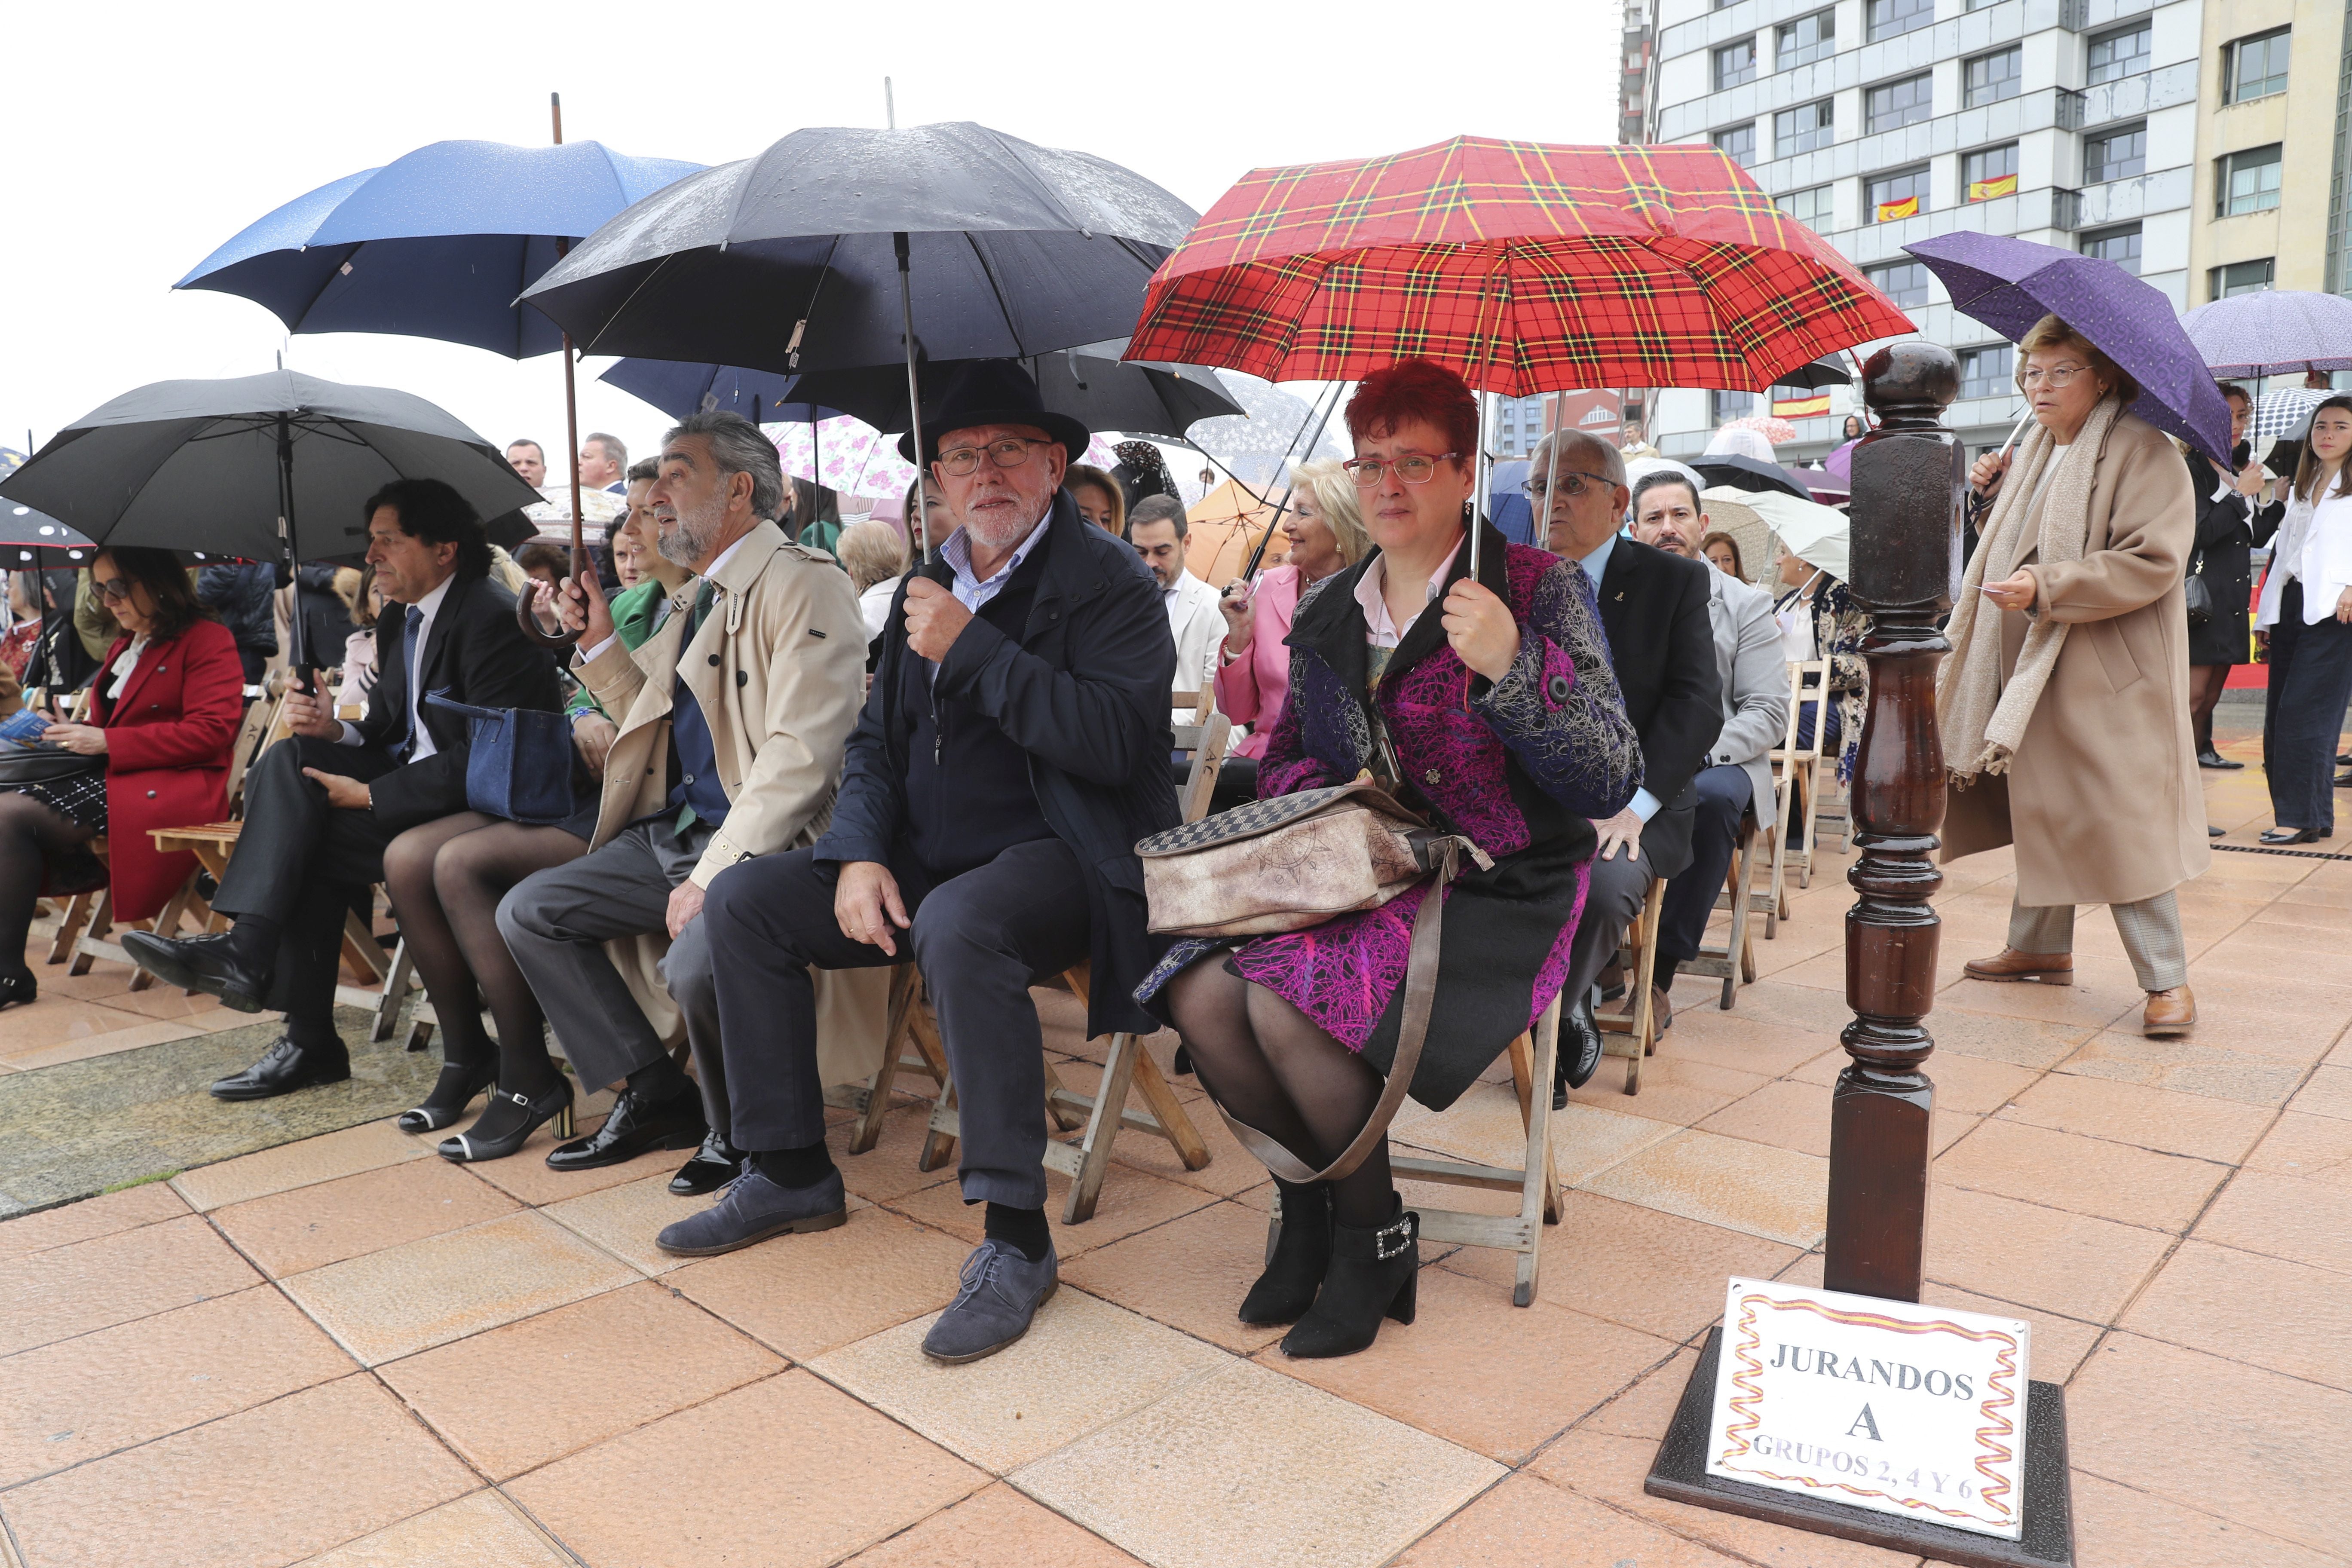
[
  {"x1": 2143, "y1": 987, "x2": 2196, "y2": 1038},
  {"x1": 1649, "y1": 986, "x2": 1672, "y2": 1050},
  {"x1": 1963, "y1": 949, "x2": 2074, "y2": 983}
]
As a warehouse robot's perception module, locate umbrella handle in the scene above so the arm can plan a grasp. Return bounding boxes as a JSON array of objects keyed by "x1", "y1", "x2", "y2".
[{"x1": 518, "y1": 331, "x2": 592, "y2": 650}]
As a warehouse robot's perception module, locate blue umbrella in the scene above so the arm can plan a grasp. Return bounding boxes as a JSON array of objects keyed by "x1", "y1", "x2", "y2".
[{"x1": 1902, "y1": 232, "x2": 2232, "y2": 464}]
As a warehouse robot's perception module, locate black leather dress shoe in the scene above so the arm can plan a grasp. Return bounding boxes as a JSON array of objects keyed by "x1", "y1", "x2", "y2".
[
  {"x1": 2197, "y1": 748, "x2": 2245, "y2": 770},
  {"x1": 210, "y1": 1036, "x2": 351, "y2": 1101},
  {"x1": 2259, "y1": 826, "x2": 2325, "y2": 845},
  {"x1": 669, "y1": 1128, "x2": 746, "y2": 1195},
  {"x1": 121, "y1": 930, "x2": 269, "y2": 1013},
  {"x1": 1554, "y1": 994, "x2": 1606, "y2": 1107},
  {"x1": 2208, "y1": 825, "x2": 2226, "y2": 839},
  {"x1": 546, "y1": 1087, "x2": 707, "y2": 1173}
]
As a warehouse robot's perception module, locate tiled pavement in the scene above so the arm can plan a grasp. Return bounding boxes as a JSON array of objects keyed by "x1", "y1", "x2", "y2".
[{"x1": 3, "y1": 730, "x2": 2351, "y2": 1566}]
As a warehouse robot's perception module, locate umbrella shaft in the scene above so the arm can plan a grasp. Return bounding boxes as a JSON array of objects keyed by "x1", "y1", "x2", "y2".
[{"x1": 895, "y1": 233, "x2": 931, "y2": 564}]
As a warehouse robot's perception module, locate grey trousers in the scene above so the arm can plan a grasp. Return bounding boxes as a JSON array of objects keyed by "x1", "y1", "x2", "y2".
[
  {"x1": 496, "y1": 818, "x2": 722, "y2": 1119},
  {"x1": 1559, "y1": 842, "x2": 1657, "y2": 1013},
  {"x1": 2008, "y1": 889, "x2": 2189, "y2": 993}
]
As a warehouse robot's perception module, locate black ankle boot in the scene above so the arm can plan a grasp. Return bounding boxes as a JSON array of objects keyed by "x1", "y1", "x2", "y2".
[
  {"x1": 1240, "y1": 1179, "x2": 1333, "y2": 1326},
  {"x1": 1280, "y1": 1199, "x2": 1418, "y2": 1359}
]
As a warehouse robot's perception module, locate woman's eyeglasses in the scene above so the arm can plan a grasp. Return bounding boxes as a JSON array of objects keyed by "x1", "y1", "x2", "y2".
[
  {"x1": 93, "y1": 577, "x2": 133, "y2": 603},
  {"x1": 1342, "y1": 453, "x2": 1457, "y2": 487},
  {"x1": 2019, "y1": 364, "x2": 2090, "y2": 389}
]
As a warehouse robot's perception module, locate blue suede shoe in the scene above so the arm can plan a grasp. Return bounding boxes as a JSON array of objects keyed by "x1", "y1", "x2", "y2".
[
  {"x1": 921, "y1": 1239, "x2": 1059, "y2": 1364},
  {"x1": 655, "y1": 1166, "x2": 847, "y2": 1257}
]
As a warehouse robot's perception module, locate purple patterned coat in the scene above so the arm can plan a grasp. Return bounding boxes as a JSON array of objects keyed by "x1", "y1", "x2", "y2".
[{"x1": 1140, "y1": 529, "x2": 1642, "y2": 1109}]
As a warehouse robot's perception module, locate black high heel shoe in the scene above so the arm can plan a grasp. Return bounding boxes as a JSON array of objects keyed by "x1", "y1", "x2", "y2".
[
  {"x1": 438, "y1": 1080, "x2": 576, "y2": 1164},
  {"x1": 396, "y1": 1059, "x2": 498, "y2": 1134},
  {"x1": 1281, "y1": 1198, "x2": 1418, "y2": 1359},
  {"x1": 0, "y1": 965, "x2": 37, "y2": 1011}
]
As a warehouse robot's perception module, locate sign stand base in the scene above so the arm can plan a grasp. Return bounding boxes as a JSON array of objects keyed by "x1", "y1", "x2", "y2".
[{"x1": 1644, "y1": 1328, "x2": 2076, "y2": 1568}]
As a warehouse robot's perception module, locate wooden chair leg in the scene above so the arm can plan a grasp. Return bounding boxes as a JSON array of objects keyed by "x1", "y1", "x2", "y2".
[
  {"x1": 849, "y1": 965, "x2": 922, "y2": 1155},
  {"x1": 1516, "y1": 998, "x2": 1562, "y2": 1304},
  {"x1": 911, "y1": 1007, "x2": 959, "y2": 1173},
  {"x1": 1064, "y1": 1030, "x2": 1142, "y2": 1224},
  {"x1": 1128, "y1": 1047, "x2": 1211, "y2": 1170},
  {"x1": 1506, "y1": 1029, "x2": 1562, "y2": 1225},
  {"x1": 66, "y1": 889, "x2": 114, "y2": 976},
  {"x1": 372, "y1": 939, "x2": 414, "y2": 1043}
]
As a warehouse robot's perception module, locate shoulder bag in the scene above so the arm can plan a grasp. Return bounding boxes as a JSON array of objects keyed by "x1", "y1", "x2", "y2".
[
  {"x1": 423, "y1": 690, "x2": 578, "y2": 826},
  {"x1": 2183, "y1": 548, "x2": 2213, "y2": 629}
]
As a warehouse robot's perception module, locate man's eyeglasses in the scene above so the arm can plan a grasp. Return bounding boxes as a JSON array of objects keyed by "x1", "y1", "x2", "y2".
[
  {"x1": 1522, "y1": 471, "x2": 1614, "y2": 500},
  {"x1": 1342, "y1": 453, "x2": 1458, "y2": 487},
  {"x1": 2019, "y1": 364, "x2": 2090, "y2": 389},
  {"x1": 92, "y1": 577, "x2": 132, "y2": 603},
  {"x1": 936, "y1": 437, "x2": 1054, "y2": 477}
]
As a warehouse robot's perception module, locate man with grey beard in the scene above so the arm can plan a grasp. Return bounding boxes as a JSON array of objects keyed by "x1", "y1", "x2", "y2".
[
  {"x1": 497, "y1": 411, "x2": 867, "y2": 1196},
  {"x1": 654, "y1": 362, "x2": 1179, "y2": 1368}
]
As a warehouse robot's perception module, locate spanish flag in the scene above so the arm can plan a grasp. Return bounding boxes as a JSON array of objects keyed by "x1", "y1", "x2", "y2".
[
  {"x1": 1773, "y1": 392, "x2": 1833, "y2": 418},
  {"x1": 1967, "y1": 174, "x2": 2019, "y2": 202},
  {"x1": 1875, "y1": 195, "x2": 1920, "y2": 222}
]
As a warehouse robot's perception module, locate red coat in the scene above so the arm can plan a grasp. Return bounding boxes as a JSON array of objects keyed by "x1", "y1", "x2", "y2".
[{"x1": 92, "y1": 619, "x2": 245, "y2": 922}]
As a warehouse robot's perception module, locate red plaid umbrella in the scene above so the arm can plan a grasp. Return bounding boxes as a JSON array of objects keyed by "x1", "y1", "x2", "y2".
[{"x1": 1126, "y1": 138, "x2": 1914, "y2": 395}]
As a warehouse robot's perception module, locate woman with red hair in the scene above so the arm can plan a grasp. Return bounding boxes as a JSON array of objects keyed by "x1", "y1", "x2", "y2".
[{"x1": 1140, "y1": 359, "x2": 1640, "y2": 1357}]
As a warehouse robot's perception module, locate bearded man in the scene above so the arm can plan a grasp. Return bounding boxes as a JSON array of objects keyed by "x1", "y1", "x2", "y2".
[
  {"x1": 653, "y1": 361, "x2": 1178, "y2": 1367},
  {"x1": 498, "y1": 412, "x2": 867, "y2": 1186}
]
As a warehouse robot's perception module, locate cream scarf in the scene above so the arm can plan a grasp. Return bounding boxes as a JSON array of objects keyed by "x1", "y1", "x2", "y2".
[{"x1": 1937, "y1": 394, "x2": 2124, "y2": 780}]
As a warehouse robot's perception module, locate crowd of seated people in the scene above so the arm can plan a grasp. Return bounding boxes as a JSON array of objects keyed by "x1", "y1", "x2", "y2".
[{"x1": 107, "y1": 357, "x2": 1650, "y2": 1368}]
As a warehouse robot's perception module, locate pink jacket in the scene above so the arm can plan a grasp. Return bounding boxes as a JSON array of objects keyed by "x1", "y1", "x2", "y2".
[{"x1": 1212, "y1": 564, "x2": 1305, "y2": 759}]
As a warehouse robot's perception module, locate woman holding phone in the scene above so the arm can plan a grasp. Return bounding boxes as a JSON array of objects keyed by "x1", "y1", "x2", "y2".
[{"x1": 1939, "y1": 315, "x2": 2204, "y2": 1038}]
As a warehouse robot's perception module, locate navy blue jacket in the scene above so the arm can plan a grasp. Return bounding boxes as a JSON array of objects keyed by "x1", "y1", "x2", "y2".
[{"x1": 814, "y1": 490, "x2": 1179, "y2": 1036}]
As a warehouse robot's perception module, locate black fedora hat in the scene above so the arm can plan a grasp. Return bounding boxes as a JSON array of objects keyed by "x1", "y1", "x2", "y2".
[{"x1": 897, "y1": 359, "x2": 1091, "y2": 467}]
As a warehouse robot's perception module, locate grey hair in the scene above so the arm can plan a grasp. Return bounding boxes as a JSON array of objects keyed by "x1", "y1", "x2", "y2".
[
  {"x1": 1528, "y1": 429, "x2": 1626, "y2": 488},
  {"x1": 585, "y1": 431, "x2": 628, "y2": 467},
  {"x1": 664, "y1": 410, "x2": 785, "y2": 520}
]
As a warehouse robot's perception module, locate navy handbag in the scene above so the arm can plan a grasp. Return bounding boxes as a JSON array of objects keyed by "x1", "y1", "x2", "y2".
[{"x1": 423, "y1": 690, "x2": 577, "y2": 825}]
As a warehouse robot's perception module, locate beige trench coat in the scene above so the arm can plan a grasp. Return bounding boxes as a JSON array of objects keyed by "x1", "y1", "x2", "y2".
[
  {"x1": 1942, "y1": 413, "x2": 2211, "y2": 907},
  {"x1": 577, "y1": 520, "x2": 891, "y2": 1085}
]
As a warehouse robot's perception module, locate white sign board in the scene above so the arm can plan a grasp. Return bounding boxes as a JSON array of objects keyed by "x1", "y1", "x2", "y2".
[{"x1": 1706, "y1": 1278, "x2": 2030, "y2": 1541}]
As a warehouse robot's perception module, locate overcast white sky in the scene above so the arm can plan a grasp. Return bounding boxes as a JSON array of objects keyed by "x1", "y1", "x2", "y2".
[{"x1": 3, "y1": 0, "x2": 1621, "y2": 471}]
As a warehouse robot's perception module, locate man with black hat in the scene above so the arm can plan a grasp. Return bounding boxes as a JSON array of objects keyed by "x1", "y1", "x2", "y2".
[{"x1": 655, "y1": 361, "x2": 1179, "y2": 1367}]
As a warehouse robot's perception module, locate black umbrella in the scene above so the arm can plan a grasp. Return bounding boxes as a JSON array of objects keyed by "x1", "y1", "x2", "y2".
[
  {"x1": 1692, "y1": 454, "x2": 1816, "y2": 503},
  {"x1": 0, "y1": 371, "x2": 539, "y2": 668},
  {"x1": 1771, "y1": 355, "x2": 1854, "y2": 390},
  {"x1": 776, "y1": 340, "x2": 1242, "y2": 444},
  {"x1": 520, "y1": 121, "x2": 1199, "y2": 557}
]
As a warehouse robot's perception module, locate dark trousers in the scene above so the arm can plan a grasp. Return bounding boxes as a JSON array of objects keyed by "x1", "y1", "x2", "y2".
[
  {"x1": 2267, "y1": 585, "x2": 2352, "y2": 834},
  {"x1": 705, "y1": 837, "x2": 1091, "y2": 1210},
  {"x1": 210, "y1": 736, "x2": 404, "y2": 1047},
  {"x1": 1559, "y1": 842, "x2": 1655, "y2": 1014},
  {"x1": 1658, "y1": 764, "x2": 1754, "y2": 967}
]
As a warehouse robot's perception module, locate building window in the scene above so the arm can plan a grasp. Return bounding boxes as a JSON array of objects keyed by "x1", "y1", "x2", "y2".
[
  {"x1": 1964, "y1": 143, "x2": 2020, "y2": 201},
  {"x1": 2079, "y1": 223, "x2": 2143, "y2": 275},
  {"x1": 1713, "y1": 122, "x2": 1758, "y2": 167},
  {"x1": 1867, "y1": 0, "x2": 1934, "y2": 43},
  {"x1": 1865, "y1": 258, "x2": 1931, "y2": 307},
  {"x1": 1777, "y1": 184, "x2": 1836, "y2": 227},
  {"x1": 1867, "y1": 74, "x2": 1934, "y2": 133},
  {"x1": 1715, "y1": 37, "x2": 1759, "y2": 90},
  {"x1": 2211, "y1": 259, "x2": 2276, "y2": 298},
  {"x1": 2218, "y1": 144, "x2": 2285, "y2": 215},
  {"x1": 2224, "y1": 27, "x2": 2293, "y2": 104},
  {"x1": 2088, "y1": 21, "x2": 2151, "y2": 84},
  {"x1": 1711, "y1": 390, "x2": 1758, "y2": 424},
  {"x1": 1777, "y1": 9, "x2": 1836, "y2": 68},
  {"x1": 1776, "y1": 100, "x2": 1836, "y2": 157},
  {"x1": 1965, "y1": 47, "x2": 2023, "y2": 108},
  {"x1": 1959, "y1": 344, "x2": 2015, "y2": 400},
  {"x1": 2084, "y1": 122, "x2": 2147, "y2": 184},
  {"x1": 1866, "y1": 167, "x2": 1931, "y2": 224}
]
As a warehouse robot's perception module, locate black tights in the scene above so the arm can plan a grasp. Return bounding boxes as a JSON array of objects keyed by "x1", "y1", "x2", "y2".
[
  {"x1": 0, "y1": 793, "x2": 92, "y2": 975},
  {"x1": 1164, "y1": 959, "x2": 1394, "y2": 1227},
  {"x1": 2189, "y1": 664, "x2": 2231, "y2": 755},
  {"x1": 383, "y1": 813, "x2": 583, "y2": 1097}
]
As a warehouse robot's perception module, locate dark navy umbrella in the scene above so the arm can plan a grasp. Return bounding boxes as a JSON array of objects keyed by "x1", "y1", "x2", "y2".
[
  {"x1": 1903, "y1": 232, "x2": 2232, "y2": 463},
  {"x1": 597, "y1": 360, "x2": 838, "y2": 425}
]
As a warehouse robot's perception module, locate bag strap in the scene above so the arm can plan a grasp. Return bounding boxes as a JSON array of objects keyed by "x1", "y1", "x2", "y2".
[
  {"x1": 1211, "y1": 835, "x2": 1470, "y2": 1185},
  {"x1": 423, "y1": 689, "x2": 506, "y2": 726}
]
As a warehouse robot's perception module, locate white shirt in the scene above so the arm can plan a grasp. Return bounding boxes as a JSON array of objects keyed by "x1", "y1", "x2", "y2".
[
  {"x1": 1354, "y1": 535, "x2": 1464, "y2": 649},
  {"x1": 104, "y1": 636, "x2": 150, "y2": 702},
  {"x1": 340, "y1": 572, "x2": 453, "y2": 759},
  {"x1": 2295, "y1": 490, "x2": 2352, "y2": 625}
]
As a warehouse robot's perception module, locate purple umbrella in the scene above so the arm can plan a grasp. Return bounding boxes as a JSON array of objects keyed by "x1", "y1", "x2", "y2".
[
  {"x1": 2181, "y1": 290, "x2": 2352, "y2": 378},
  {"x1": 1903, "y1": 232, "x2": 2232, "y2": 464}
]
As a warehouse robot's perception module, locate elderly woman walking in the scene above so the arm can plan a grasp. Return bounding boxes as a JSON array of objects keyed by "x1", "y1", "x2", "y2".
[
  {"x1": 1942, "y1": 315, "x2": 2205, "y2": 1037},
  {"x1": 1146, "y1": 359, "x2": 1641, "y2": 1359}
]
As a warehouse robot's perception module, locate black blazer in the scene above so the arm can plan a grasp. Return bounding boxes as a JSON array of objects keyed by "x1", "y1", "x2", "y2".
[
  {"x1": 1592, "y1": 536, "x2": 1723, "y2": 880},
  {"x1": 816, "y1": 490, "x2": 1179, "y2": 1037},
  {"x1": 356, "y1": 572, "x2": 563, "y2": 830}
]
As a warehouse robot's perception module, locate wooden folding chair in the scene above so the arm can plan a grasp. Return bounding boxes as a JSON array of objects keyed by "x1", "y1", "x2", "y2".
[
  {"x1": 1675, "y1": 810, "x2": 1764, "y2": 1010},
  {"x1": 1590, "y1": 876, "x2": 1668, "y2": 1093},
  {"x1": 1767, "y1": 658, "x2": 1829, "y2": 917}
]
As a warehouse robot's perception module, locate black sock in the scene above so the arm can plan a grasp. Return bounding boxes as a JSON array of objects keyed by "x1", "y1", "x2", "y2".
[
  {"x1": 751, "y1": 1143, "x2": 836, "y2": 1189},
  {"x1": 227, "y1": 914, "x2": 279, "y2": 968},
  {"x1": 625, "y1": 1053, "x2": 691, "y2": 1103},
  {"x1": 983, "y1": 1202, "x2": 1052, "y2": 1262},
  {"x1": 1652, "y1": 956, "x2": 1679, "y2": 991}
]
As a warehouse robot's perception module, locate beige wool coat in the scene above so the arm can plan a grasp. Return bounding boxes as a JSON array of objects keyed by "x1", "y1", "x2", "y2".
[
  {"x1": 576, "y1": 519, "x2": 891, "y2": 1082},
  {"x1": 1942, "y1": 413, "x2": 2211, "y2": 907}
]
